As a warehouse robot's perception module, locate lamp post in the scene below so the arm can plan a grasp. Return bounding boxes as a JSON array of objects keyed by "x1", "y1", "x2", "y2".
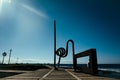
[
  {"x1": 2, "y1": 52, "x2": 7, "y2": 64},
  {"x1": 8, "y1": 49, "x2": 12, "y2": 64}
]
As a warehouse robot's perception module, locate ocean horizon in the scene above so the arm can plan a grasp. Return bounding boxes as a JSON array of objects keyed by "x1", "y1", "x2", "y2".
[{"x1": 49, "y1": 64, "x2": 120, "y2": 79}]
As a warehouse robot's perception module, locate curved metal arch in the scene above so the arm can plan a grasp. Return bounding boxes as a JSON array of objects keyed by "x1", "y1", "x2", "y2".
[
  {"x1": 66, "y1": 39, "x2": 75, "y2": 58},
  {"x1": 56, "y1": 39, "x2": 75, "y2": 69}
]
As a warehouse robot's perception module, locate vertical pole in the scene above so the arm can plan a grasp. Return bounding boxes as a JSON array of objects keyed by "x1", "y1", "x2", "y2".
[
  {"x1": 2, "y1": 52, "x2": 7, "y2": 64},
  {"x1": 2, "y1": 56, "x2": 5, "y2": 64},
  {"x1": 16, "y1": 58, "x2": 19, "y2": 64},
  {"x1": 74, "y1": 56, "x2": 77, "y2": 71},
  {"x1": 90, "y1": 49, "x2": 98, "y2": 75},
  {"x1": 54, "y1": 20, "x2": 56, "y2": 69},
  {"x1": 8, "y1": 49, "x2": 12, "y2": 64}
]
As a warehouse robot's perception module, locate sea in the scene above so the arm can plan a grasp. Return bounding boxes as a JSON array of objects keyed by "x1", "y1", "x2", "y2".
[{"x1": 51, "y1": 64, "x2": 120, "y2": 79}]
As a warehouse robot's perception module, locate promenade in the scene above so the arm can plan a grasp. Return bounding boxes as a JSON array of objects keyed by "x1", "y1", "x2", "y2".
[{"x1": 0, "y1": 68, "x2": 118, "y2": 80}]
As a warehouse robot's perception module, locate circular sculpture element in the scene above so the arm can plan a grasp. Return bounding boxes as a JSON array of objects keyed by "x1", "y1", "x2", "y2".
[{"x1": 56, "y1": 47, "x2": 67, "y2": 58}]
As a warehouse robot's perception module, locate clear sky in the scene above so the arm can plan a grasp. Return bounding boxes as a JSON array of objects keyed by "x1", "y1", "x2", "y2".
[{"x1": 0, "y1": 0, "x2": 120, "y2": 64}]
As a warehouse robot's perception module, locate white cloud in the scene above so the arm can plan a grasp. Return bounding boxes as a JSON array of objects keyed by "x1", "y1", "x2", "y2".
[{"x1": 21, "y1": 3, "x2": 48, "y2": 19}]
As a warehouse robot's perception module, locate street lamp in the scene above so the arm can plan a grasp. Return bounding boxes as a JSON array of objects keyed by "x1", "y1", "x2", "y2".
[
  {"x1": 8, "y1": 49, "x2": 12, "y2": 64},
  {"x1": 2, "y1": 52, "x2": 7, "y2": 64}
]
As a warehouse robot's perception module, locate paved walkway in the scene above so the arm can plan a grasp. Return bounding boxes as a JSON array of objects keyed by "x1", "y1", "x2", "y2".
[
  {"x1": 43, "y1": 68, "x2": 76, "y2": 80},
  {"x1": 0, "y1": 69, "x2": 50, "y2": 80},
  {"x1": 0, "y1": 68, "x2": 119, "y2": 80},
  {"x1": 66, "y1": 69, "x2": 119, "y2": 80}
]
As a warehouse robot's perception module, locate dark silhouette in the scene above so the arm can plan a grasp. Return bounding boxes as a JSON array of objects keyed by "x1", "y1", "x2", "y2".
[
  {"x1": 56, "y1": 40, "x2": 75, "y2": 68},
  {"x1": 8, "y1": 49, "x2": 12, "y2": 64},
  {"x1": 54, "y1": 20, "x2": 98, "y2": 75},
  {"x1": 54, "y1": 20, "x2": 75, "y2": 69},
  {"x1": 74, "y1": 49, "x2": 98, "y2": 75},
  {"x1": 54, "y1": 20, "x2": 57, "y2": 69},
  {"x1": 2, "y1": 52, "x2": 7, "y2": 64}
]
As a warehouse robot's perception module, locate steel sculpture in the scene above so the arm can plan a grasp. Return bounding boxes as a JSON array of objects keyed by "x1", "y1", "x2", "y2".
[
  {"x1": 54, "y1": 20, "x2": 98, "y2": 74},
  {"x1": 74, "y1": 49, "x2": 98, "y2": 75},
  {"x1": 56, "y1": 40, "x2": 75, "y2": 68},
  {"x1": 54, "y1": 20, "x2": 57, "y2": 69},
  {"x1": 54, "y1": 20, "x2": 75, "y2": 69}
]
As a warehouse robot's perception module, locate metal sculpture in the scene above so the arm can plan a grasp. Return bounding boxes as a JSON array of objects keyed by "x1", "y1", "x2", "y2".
[
  {"x1": 74, "y1": 49, "x2": 98, "y2": 75},
  {"x1": 54, "y1": 20, "x2": 98, "y2": 74},
  {"x1": 54, "y1": 20, "x2": 75, "y2": 69},
  {"x1": 54, "y1": 20, "x2": 57, "y2": 69},
  {"x1": 56, "y1": 40, "x2": 75, "y2": 68}
]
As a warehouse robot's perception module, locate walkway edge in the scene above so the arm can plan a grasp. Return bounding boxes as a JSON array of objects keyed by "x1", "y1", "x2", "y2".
[
  {"x1": 39, "y1": 68, "x2": 54, "y2": 80},
  {"x1": 65, "y1": 69, "x2": 82, "y2": 80}
]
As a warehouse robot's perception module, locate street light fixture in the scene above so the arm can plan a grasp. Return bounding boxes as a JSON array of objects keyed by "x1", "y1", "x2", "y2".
[
  {"x1": 2, "y1": 52, "x2": 7, "y2": 64},
  {"x1": 8, "y1": 49, "x2": 12, "y2": 64}
]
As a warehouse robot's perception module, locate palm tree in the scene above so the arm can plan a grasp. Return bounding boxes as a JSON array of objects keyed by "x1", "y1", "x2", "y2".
[{"x1": 2, "y1": 52, "x2": 7, "y2": 64}]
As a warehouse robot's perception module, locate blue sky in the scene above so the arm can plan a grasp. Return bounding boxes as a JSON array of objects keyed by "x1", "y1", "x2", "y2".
[{"x1": 0, "y1": 0, "x2": 120, "y2": 64}]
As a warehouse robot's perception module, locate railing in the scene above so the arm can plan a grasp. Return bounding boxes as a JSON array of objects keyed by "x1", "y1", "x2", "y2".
[{"x1": 74, "y1": 49, "x2": 98, "y2": 75}]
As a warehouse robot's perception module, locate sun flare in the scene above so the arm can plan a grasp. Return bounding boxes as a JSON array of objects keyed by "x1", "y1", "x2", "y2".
[
  {"x1": 0, "y1": 0, "x2": 3, "y2": 13},
  {"x1": 0, "y1": 0, "x2": 3, "y2": 4},
  {"x1": 0, "y1": 0, "x2": 12, "y2": 14},
  {"x1": 0, "y1": 0, "x2": 12, "y2": 6}
]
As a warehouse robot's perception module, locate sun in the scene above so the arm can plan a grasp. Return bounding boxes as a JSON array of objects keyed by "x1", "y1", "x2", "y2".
[
  {"x1": 0, "y1": 0, "x2": 12, "y2": 13},
  {"x1": 0, "y1": 0, "x2": 3, "y2": 4},
  {"x1": 0, "y1": 0, "x2": 11, "y2": 5},
  {"x1": 0, "y1": 0, "x2": 3, "y2": 6}
]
